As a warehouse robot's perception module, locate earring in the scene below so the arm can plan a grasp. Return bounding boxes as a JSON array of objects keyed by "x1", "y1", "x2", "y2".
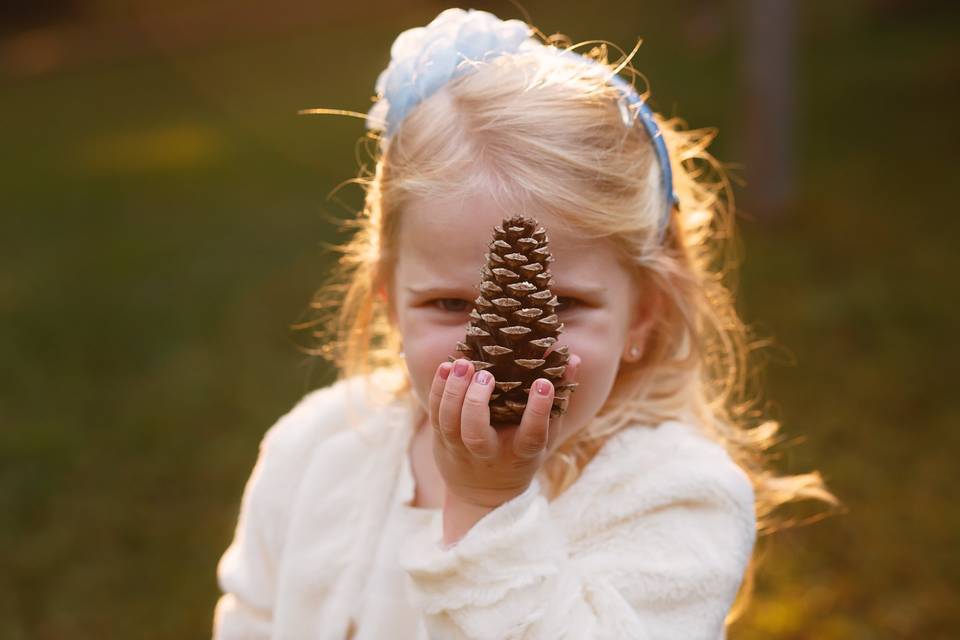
[{"x1": 628, "y1": 345, "x2": 641, "y2": 360}]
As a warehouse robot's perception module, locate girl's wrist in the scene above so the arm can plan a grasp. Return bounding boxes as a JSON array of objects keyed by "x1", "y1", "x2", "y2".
[{"x1": 441, "y1": 487, "x2": 525, "y2": 545}]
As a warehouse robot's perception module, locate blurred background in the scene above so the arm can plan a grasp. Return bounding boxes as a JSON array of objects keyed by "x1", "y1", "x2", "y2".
[{"x1": 1, "y1": 0, "x2": 956, "y2": 637}]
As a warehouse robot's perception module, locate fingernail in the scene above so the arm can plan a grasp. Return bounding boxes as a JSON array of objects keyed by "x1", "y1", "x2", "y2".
[
  {"x1": 475, "y1": 370, "x2": 491, "y2": 385},
  {"x1": 535, "y1": 379, "x2": 551, "y2": 395},
  {"x1": 453, "y1": 360, "x2": 468, "y2": 377},
  {"x1": 439, "y1": 363, "x2": 452, "y2": 380}
]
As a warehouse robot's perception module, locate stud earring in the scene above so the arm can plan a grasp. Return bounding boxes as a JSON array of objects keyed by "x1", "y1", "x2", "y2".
[{"x1": 628, "y1": 345, "x2": 641, "y2": 359}]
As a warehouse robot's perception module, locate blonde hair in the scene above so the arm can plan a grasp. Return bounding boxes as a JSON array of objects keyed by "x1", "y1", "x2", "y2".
[{"x1": 297, "y1": 30, "x2": 840, "y2": 624}]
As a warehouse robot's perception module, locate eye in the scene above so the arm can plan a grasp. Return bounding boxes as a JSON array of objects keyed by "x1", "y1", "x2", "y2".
[
  {"x1": 554, "y1": 297, "x2": 580, "y2": 313},
  {"x1": 429, "y1": 297, "x2": 580, "y2": 314},
  {"x1": 432, "y1": 298, "x2": 473, "y2": 313}
]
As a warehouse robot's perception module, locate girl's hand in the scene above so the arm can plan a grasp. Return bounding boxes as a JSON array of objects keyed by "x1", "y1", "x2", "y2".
[{"x1": 428, "y1": 354, "x2": 581, "y2": 509}]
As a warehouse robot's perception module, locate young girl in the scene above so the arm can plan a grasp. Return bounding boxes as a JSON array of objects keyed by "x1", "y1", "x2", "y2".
[{"x1": 213, "y1": 8, "x2": 837, "y2": 639}]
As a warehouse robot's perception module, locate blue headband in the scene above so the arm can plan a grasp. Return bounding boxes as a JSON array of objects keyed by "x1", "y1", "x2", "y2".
[
  {"x1": 600, "y1": 68, "x2": 678, "y2": 244},
  {"x1": 366, "y1": 8, "x2": 678, "y2": 243}
]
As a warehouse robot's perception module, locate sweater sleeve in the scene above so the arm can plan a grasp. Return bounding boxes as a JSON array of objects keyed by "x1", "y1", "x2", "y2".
[
  {"x1": 212, "y1": 431, "x2": 276, "y2": 640},
  {"x1": 397, "y1": 424, "x2": 757, "y2": 640},
  {"x1": 212, "y1": 382, "x2": 354, "y2": 639}
]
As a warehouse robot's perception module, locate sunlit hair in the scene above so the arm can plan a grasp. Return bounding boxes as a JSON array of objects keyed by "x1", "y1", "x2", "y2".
[{"x1": 296, "y1": 30, "x2": 839, "y2": 624}]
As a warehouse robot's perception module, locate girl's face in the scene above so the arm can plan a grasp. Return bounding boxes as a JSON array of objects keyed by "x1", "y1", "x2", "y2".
[{"x1": 387, "y1": 191, "x2": 659, "y2": 453}]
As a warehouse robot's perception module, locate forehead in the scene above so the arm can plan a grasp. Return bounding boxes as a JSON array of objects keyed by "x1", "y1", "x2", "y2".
[{"x1": 396, "y1": 193, "x2": 621, "y2": 289}]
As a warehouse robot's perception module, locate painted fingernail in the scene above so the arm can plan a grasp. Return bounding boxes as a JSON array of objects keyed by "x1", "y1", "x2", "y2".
[
  {"x1": 475, "y1": 370, "x2": 491, "y2": 385},
  {"x1": 439, "y1": 363, "x2": 452, "y2": 380},
  {"x1": 453, "y1": 360, "x2": 468, "y2": 377},
  {"x1": 535, "y1": 379, "x2": 551, "y2": 395}
]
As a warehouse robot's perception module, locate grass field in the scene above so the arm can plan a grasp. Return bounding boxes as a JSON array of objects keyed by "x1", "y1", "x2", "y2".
[{"x1": 1, "y1": 2, "x2": 957, "y2": 637}]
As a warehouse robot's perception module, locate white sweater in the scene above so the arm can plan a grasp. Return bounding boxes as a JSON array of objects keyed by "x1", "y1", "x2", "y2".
[{"x1": 213, "y1": 374, "x2": 756, "y2": 639}]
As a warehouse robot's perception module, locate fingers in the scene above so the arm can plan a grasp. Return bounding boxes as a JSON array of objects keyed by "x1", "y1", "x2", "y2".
[
  {"x1": 432, "y1": 358, "x2": 499, "y2": 459},
  {"x1": 432, "y1": 354, "x2": 581, "y2": 461},
  {"x1": 515, "y1": 352, "x2": 581, "y2": 457},
  {"x1": 438, "y1": 358, "x2": 474, "y2": 444},
  {"x1": 514, "y1": 377, "x2": 554, "y2": 459},
  {"x1": 429, "y1": 362, "x2": 453, "y2": 440},
  {"x1": 460, "y1": 369, "x2": 498, "y2": 459}
]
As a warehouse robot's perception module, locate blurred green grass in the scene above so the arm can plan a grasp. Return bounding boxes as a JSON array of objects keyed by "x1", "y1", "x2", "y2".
[{"x1": 1, "y1": 2, "x2": 957, "y2": 638}]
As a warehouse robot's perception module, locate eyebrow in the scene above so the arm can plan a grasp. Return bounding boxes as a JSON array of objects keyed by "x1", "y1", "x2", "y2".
[
  {"x1": 404, "y1": 285, "x2": 476, "y2": 297},
  {"x1": 404, "y1": 283, "x2": 606, "y2": 298},
  {"x1": 553, "y1": 284, "x2": 608, "y2": 300}
]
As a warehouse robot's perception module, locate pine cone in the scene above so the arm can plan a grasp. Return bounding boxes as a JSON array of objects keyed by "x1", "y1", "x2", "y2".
[{"x1": 449, "y1": 214, "x2": 579, "y2": 425}]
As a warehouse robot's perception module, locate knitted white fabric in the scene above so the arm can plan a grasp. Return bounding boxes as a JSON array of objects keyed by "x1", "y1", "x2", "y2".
[{"x1": 213, "y1": 374, "x2": 756, "y2": 639}]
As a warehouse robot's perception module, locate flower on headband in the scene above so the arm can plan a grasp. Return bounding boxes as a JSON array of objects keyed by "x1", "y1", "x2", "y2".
[{"x1": 366, "y1": 8, "x2": 535, "y2": 138}]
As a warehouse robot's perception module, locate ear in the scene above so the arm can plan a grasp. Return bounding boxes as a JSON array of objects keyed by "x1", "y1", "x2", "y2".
[{"x1": 622, "y1": 283, "x2": 663, "y2": 363}]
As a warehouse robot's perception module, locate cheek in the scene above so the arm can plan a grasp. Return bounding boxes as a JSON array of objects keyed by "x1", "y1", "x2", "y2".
[
  {"x1": 557, "y1": 324, "x2": 625, "y2": 424},
  {"x1": 562, "y1": 320, "x2": 625, "y2": 376},
  {"x1": 564, "y1": 340, "x2": 619, "y2": 397},
  {"x1": 400, "y1": 319, "x2": 468, "y2": 408}
]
